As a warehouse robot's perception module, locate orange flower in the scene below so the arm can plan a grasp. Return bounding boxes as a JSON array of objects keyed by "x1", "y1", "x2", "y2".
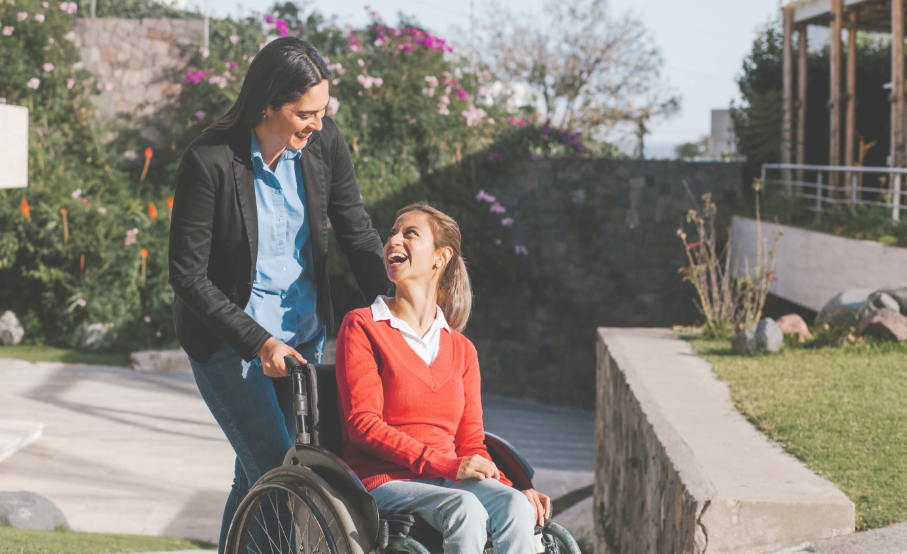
[
  {"x1": 140, "y1": 148, "x2": 153, "y2": 182},
  {"x1": 144, "y1": 147, "x2": 153, "y2": 159},
  {"x1": 60, "y1": 208, "x2": 69, "y2": 244},
  {"x1": 149, "y1": 203, "x2": 158, "y2": 219},
  {"x1": 140, "y1": 248, "x2": 149, "y2": 284},
  {"x1": 20, "y1": 196, "x2": 30, "y2": 222},
  {"x1": 167, "y1": 196, "x2": 174, "y2": 209}
]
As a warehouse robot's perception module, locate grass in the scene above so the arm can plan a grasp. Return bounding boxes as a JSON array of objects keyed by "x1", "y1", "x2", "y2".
[
  {"x1": 0, "y1": 526, "x2": 215, "y2": 554},
  {"x1": 0, "y1": 344, "x2": 129, "y2": 367},
  {"x1": 687, "y1": 336, "x2": 907, "y2": 530}
]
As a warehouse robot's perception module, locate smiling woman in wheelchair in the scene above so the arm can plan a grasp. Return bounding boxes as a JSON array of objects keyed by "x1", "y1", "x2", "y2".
[{"x1": 335, "y1": 203, "x2": 550, "y2": 554}]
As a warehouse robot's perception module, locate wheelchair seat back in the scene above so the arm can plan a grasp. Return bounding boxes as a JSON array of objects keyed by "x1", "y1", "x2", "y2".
[{"x1": 308, "y1": 363, "x2": 344, "y2": 456}]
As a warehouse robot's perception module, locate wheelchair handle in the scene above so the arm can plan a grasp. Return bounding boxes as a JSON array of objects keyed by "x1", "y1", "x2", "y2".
[{"x1": 284, "y1": 355, "x2": 312, "y2": 445}]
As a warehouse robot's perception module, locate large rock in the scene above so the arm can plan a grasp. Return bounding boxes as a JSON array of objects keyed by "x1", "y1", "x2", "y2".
[
  {"x1": 857, "y1": 308, "x2": 907, "y2": 341},
  {"x1": 732, "y1": 318, "x2": 784, "y2": 355},
  {"x1": 815, "y1": 289, "x2": 874, "y2": 328},
  {"x1": 0, "y1": 311, "x2": 24, "y2": 345},
  {"x1": 875, "y1": 285, "x2": 907, "y2": 315},
  {"x1": 777, "y1": 314, "x2": 812, "y2": 342},
  {"x1": 77, "y1": 323, "x2": 117, "y2": 351},
  {"x1": 858, "y1": 292, "x2": 900, "y2": 319},
  {"x1": 0, "y1": 491, "x2": 68, "y2": 530}
]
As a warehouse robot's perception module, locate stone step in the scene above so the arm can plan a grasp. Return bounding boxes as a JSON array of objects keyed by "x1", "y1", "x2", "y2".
[{"x1": 0, "y1": 419, "x2": 43, "y2": 464}]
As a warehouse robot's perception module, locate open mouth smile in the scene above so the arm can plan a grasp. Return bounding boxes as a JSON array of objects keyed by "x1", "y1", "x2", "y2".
[{"x1": 387, "y1": 251, "x2": 408, "y2": 266}]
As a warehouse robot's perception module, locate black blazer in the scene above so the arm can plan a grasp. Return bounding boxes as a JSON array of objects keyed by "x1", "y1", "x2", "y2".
[{"x1": 168, "y1": 116, "x2": 391, "y2": 363}]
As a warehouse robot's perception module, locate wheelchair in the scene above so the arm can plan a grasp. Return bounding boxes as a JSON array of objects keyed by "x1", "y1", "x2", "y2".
[{"x1": 223, "y1": 358, "x2": 583, "y2": 554}]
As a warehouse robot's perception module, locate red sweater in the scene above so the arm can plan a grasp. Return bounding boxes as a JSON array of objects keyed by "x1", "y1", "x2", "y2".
[{"x1": 335, "y1": 308, "x2": 511, "y2": 491}]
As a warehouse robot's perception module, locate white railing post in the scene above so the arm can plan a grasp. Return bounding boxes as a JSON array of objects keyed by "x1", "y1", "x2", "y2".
[
  {"x1": 851, "y1": 174, "x2": 858, "y2": 204},
  {"x1": 894, "y1": 174, "x2": 902, "y2": 221},
  {"x1": 816, "y1": 171, "x2": 823, "y2": 215}
]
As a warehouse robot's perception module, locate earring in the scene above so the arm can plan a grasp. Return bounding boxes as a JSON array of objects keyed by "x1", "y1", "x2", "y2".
[{"x1": 435, "y1": 262, "x2": 442, "y2": 268}]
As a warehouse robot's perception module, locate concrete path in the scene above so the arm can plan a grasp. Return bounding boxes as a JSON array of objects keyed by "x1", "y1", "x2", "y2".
[
  {"x1": 0, "y1": 419, "x2": 43, "y2": 463},
  {"x1": 0, "y1": 357, "x2": 594, "y2": 545},
  {"x1": 775, "y1": 521, "x2": 907, "y2": 554}
]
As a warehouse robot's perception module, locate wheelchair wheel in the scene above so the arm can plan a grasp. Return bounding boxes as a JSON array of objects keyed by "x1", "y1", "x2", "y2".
[
  {"x1": 226, "y1": 465, "x2": 366, "y2": 554},
  {"x1": 544, "y1": 522, "x2": 582, "y2": 554}
]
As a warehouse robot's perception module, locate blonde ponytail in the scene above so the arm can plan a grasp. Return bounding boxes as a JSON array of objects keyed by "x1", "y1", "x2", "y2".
[{"x1": 395, "y1": 203, "x2": 473, "y2": 332}]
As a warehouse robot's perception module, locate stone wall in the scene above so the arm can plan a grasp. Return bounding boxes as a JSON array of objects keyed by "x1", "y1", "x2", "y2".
[
  {"x1": 594, "y1": 329, "x2": 710, "y2": 554},
  {"x1": 70, "y1": 18, "x2": 204, "y2": 142},
  {"x1": 593, "y1": 328, "x2": 854, "y2": 554},
  {"x1": 470, "y1": 160, "x2": 742, "y2": 409}
]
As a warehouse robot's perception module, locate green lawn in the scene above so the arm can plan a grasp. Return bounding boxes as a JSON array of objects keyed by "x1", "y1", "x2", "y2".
[
  {"x1": 688, "y1": 337, "x2": 907, "y2": 530},
  {"x1": 0, "y1": 344, "x2": 129, "y2": 367},
  {"x1": 0, "y1": 526, "x2": 215, "y2": 554}
]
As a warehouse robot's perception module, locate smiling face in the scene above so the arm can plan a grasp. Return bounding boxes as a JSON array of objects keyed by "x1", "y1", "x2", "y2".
[
  {"x1": 384, "y1": 211, "x2": 451, "y2": 287},
  {"x1": 257, "y1": 79, "x2": 330, "y2": 151}
]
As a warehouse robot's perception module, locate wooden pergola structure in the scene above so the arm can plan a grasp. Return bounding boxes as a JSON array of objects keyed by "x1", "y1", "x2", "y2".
[{"x1": 782, "y1": 0, "x2": 906, "y2": 177}]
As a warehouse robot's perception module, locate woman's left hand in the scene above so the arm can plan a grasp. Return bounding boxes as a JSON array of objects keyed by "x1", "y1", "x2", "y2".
[{"x1": 522, "y1": 489, "x2": 551, "y2": 527}]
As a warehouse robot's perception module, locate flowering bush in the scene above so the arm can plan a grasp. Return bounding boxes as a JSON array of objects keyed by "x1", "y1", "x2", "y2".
[{"x1": 0, "y1": 0, "x2": 175, "y2": 349}]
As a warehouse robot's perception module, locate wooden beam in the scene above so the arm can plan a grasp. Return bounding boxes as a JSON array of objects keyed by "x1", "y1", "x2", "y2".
[
  {"x1": 830, "y1": 0, "x2": 843, "y2": 194},
  {"x1": 893, "y1": 0, "x2": 906, "y2": 168},
  {"x1": 782, "y1": 6, "x2": 794, "y2": 180},
  {"x1": 797, "y1": 25, "x2": 809, "y2": 182},
  {"x1": 845, "y1": 10, "x2": 858, "y2": 202}
]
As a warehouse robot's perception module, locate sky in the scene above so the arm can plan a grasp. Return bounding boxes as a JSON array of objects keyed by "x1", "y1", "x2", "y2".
[{"x1": 185, "y1": 0, "x2": 783, "y2": 158}]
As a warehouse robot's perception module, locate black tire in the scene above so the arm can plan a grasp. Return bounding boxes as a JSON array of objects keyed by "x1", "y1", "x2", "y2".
[
  {"x1": 543, "y1": 522, "x2": 582, "y2": 554},
  {"x1": 225, "y1": 465, "x2": 365, "y2": 554}
]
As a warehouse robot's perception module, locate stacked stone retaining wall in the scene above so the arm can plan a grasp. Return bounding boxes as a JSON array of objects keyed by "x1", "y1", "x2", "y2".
[
  {"x1": 71, "y1": 18, "x2": 204, "y2": 142},
  {"x1": 470, "y1": 160, "x2": 742, "y2": 409}
]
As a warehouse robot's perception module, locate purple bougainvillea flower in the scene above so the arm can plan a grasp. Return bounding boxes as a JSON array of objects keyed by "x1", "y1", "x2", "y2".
[
  {"x1": 195, "y1": 110, "x2": 206, "y2": 119},
  {"x1": 490, "y1": 202, "x2": 506, "y2": 214},
  {"x1": 144, "y1": 316, "x2": 152, "y2": 323},
  {"x1": 495, "y1": 239, "x2": 501, "y2": 245},
  {"x1": 530, "y1": 155, "x2": 539, "y2": 161},
  {"x1": 326, "y1": 96, "x2": 340, "y2": 115},
  {"x1": 455, "y1": 88, "x2": 468, "y2": 100},
  {"x1": 501, "y1": 217, "x2": 514, "y2": 227}
]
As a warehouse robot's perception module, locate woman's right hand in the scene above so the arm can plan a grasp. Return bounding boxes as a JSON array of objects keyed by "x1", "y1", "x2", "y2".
[
  {"x1": 457, "y1": 455, "x2": 501, "y2": 481},
  {"x1": 257, "y1": 337, "x2": 306, "y2": 378}
]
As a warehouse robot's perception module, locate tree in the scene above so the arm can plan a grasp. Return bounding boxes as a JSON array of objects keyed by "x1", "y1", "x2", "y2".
[
  {"x1": 472, "y1": 0, "x2": 679, "y2": 154},
  {"x1": 675, "y1": 136, "x2": 709, "y2": 161}
]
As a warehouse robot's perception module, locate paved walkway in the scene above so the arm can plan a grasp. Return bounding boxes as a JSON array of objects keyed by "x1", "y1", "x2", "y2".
[{"x1": 0, "y1": 357, "x2": 594, "y2": 545}]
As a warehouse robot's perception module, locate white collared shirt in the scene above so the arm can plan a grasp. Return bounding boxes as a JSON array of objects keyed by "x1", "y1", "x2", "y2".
[{"x1": 370, "y1": 295, "x2": 450, "y2": 365}]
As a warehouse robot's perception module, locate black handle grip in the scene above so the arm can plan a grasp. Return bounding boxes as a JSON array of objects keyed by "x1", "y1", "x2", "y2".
[{"x1": 284, "y1": 355, "x2": 302, "y2": 374}]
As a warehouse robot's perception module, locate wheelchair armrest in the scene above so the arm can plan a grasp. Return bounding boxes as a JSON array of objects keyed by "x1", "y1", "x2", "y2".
[{"x1": 484, "y1": 432, "x2": 535, "y2": 491}]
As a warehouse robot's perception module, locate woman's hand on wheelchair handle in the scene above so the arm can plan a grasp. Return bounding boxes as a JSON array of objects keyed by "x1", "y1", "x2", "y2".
[
  {"x1": 522, "y1": 489, "x2": 551, "y2": 527},
  {"x1": 457, "y1": 455, "x2": 501, "y2": 481},
  {"x1": 257, "y1": 337, "x2": 307, "y2": 378}
]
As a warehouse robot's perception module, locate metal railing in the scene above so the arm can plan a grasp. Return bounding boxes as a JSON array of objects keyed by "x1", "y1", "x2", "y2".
[{"x1": 761, "y1": 163, "x2": 907, "y2": 221}]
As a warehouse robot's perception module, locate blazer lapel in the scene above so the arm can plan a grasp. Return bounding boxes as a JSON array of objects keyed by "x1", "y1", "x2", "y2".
[
  {"x1": 230, "y1": 130, "x2": 258, "y2": 283},
  {"x1": 299, "y1": 134, "x2": 328, "y2": 267}
]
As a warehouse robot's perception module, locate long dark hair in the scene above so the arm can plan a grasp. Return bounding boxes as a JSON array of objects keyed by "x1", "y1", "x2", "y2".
[{"x1": 208, "y1": 37, "x2": 332, "y2": 132}]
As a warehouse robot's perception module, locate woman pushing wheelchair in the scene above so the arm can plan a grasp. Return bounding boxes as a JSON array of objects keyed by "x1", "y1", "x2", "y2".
[{"x1": 336, "y1": 203, "x2": 551, "y2": 554}]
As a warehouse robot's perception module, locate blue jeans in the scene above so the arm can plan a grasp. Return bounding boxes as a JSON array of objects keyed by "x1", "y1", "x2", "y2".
[
  {"x1": 188, "y1": 328, "x2": 326, "y2": 553},
  {"x1": 370, "y1": 478, "x2": 537, "y2": 554}
]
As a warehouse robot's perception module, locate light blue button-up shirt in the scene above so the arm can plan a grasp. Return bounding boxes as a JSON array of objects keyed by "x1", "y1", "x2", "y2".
[{"x1": 243, "y1": 130, "x2": 323, "y2": 374}]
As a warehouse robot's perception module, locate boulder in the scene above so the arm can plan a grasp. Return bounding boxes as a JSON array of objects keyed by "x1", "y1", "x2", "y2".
[
  {"x1": 0, "y1": 491, "x2": 68, "y2": 530},
  {"x1": 732, "y1": 318, "x2": 784, "y2": 355},
  {"x1": 857, "y1": 308, "x2": 907, "y2": 341},
  {"x1": 815, "y1": 289, "x2": 874, "y2": 328},
  {"x1": 874, "y1": 285, "x2": 907, "y2": 315},
  {"x1": 777, "y1": 314, "x2": 812, "y2": 342},
  {"x1": 0, "y1": 311, "x2": 24, "y2": 345},
  {"x1": 77, "y1": 323, "x2": 117, "y2": 351},
  {"x1": 858, "y1": 292, "x2": 900, "y2": 319}
]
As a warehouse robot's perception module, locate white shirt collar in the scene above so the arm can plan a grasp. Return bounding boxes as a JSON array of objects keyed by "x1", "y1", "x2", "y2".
[{"x1": 371, "y1": 295, "x2": 450, "y2": 337}]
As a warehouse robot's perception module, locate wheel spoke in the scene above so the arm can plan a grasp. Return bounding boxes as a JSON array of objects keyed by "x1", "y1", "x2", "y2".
[
  {"x1": 269, "y1": 489, "x2": 294, "y2": 553},
  {"x1": 253, "y1": 502, "x2": 281, "y2": 554}
]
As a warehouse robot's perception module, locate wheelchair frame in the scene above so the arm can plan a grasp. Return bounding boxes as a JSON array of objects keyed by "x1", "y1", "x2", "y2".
[{"x1": 223, "y1": 359, "x2": 581, "y2": 554}]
